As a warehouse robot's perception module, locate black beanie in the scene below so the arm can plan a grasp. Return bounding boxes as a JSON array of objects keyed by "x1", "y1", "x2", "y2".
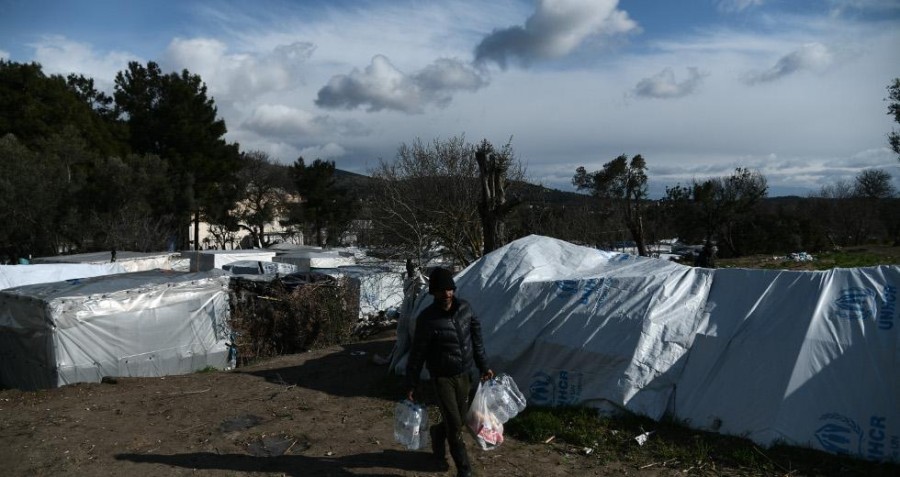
[{"x1": 428, "y1": 267, "x2": 456, "y2": 294}]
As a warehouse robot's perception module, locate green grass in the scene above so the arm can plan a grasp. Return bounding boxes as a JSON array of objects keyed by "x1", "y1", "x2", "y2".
[
  {"x1": 716, "y1": 245, "x2": 900, "y2": 271},
  {"x1": 504, "y1": 406, "x2": 900, "y2": 476},
  {"x1": 194, "y1": 365, "x2": 220, "y2": 373}
]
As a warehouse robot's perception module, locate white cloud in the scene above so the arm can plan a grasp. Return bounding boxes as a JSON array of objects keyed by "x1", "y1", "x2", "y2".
[
  {"x1": 716, "y1": 0, "x2": 765, "y2": 13},
  {"x1": 162, "y1": 37, "x2": 314, "y2": 102},
  {"x1": 474, "y1": 0, "x2": 638, "y2": 68},
  {"x1": 632, "y1": 67, "x2": 707, "y2": 99},
  {"x1": 743, "y1": 42, "x2": 834, "y2": 84},
  {"x1": 0, "y1": 49, "x2": 9, "y2": 60},
  {"x1": 315, "y1": 55, "x2": 487, "y2": 113},
  {"x1": 242, "y1": 104, "x2": 320, "y2": 137},
  {"x1": 827, "y1": 0, "x2": 900, "y2": 17},
  {"x1": 30, "y1": 35, "x2": 136, "y2": 89}
]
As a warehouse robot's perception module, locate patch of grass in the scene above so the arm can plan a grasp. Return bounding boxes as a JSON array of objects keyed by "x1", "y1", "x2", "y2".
[
  {"x1": 717, "y1": 245, "x2": 900, "y2": 271},
  {"x1": 505, "y1": 406, "x2": 900, "y2": 476},
  {"x1": 194, "y1": 366, "x2": 220, "y2": 374}
]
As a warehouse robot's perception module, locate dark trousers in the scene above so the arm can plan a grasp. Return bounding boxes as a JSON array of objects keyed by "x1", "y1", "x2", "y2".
[{"x1": 432, "y1": 372, "x2": 472, "y2": 474}]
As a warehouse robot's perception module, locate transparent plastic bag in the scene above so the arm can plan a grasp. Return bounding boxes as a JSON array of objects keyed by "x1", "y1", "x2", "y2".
[
  {"x1": 466, "y1": 381, "x2": 504, "y2": 450},
  {"x1": 485, "y1": 374, "x2": 526, "y2": 423},
  {"x1": 393, "y1": 399, "x2": 429, "y2": 450}
]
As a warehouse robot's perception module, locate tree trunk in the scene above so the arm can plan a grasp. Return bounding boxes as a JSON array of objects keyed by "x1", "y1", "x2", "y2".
[
  {"x1": 476, "y1": 142, "x2": 520, "y2": 256},
  {"x1": 193, "y1": 210, "x2": 200, "y2": 251}
]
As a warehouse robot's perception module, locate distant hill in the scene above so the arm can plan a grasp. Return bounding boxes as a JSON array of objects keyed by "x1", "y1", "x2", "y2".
[{"x1": 334, "y1": 169, "x2": 591, "y2": 206}]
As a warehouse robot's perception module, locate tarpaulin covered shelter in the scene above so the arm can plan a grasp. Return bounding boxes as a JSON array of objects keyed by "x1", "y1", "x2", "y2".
[
  {"x1": 0, "y1": 263, "x2": 126, "y2": 290},
  {"x1": 0, "y1": 270, "x2": 232, "y2": 390},
  {"x1": 183, "y1": 249, "x2": 276, "y2": 272},
  {"x1": 391, "y1": 235, "x2": 898, "y2": 461},
  {"x1": 274, "y1": 250, "x2": 356, "y2": 272},
  {"x1": 317, "y1": 264, "x2": 406, "y2": 317},
  {"x1": 32, "y1": 251, "x2": 182, "y2": 272},
  {"x1": 221, "y1": 260, "x2": 298, "y2": 275}
]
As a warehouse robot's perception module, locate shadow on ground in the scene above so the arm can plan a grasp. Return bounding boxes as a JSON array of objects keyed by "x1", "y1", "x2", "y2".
[
  {"x1": 240, "y1": 335, "x2": 403, "y2": 400},
  {"x1": 116, "y1": 448, "x2": 444, "y2": 477}
]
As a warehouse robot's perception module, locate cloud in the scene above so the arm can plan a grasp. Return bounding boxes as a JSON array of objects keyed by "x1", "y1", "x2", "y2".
[
  {"x1": 162, "y1": 37, "x2": 314, "y2": 101},
  {"x1": 716, "y1": 0, "x2": 765, "y2": 13},
  {"x1": 632, "y1": 67, "x2": 707, "y2": 99},
  {"x1": 30, "y1": 35, "x2": 136, "y2": 88},
  {"x1": 827, "y1": 0, "x2": 900, "y2": 17},
  {"x1": 743, "y1": 42, "x2": 833, "y2": 84},
  {"x1": 298, "y1": 143, "x2": 347, "y2": 161},
  {"x1": 0, "y1": 49, "x2": 8, "y2": 60},
  {"x1": 242, "y1": 104, "x2": 320, "y2": 137},
  {"x1": 315, "y1": 55, "x2": 487, "y2": 113},
  {"x1": 473, "y1": 0, "x2": 638, "y2": 68}
]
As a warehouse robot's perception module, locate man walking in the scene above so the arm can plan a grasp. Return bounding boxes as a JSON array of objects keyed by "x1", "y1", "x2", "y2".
[{"x1": 406, "y1": 267, "x2": 493, "y2": 477}]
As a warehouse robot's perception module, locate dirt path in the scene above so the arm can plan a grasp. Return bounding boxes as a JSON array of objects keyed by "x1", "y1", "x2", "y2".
[{"x1": 0, "y1": 331, "x2": 668, "y2": 476}]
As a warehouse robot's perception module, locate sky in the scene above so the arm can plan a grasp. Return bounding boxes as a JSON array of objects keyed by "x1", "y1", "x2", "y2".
[{"x1": 1, "y1": 0, "x2": 899, "y2": 197}]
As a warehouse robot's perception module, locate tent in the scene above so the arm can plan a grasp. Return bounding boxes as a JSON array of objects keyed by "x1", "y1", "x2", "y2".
[
  {"x1": 316, "y1": 264, "x2": 406, "y2": 317},
  {"x1": 0, "y1": 263, "x2": 126, "y2": 290},
  {"x1": 274, "y1": 250, "x2": 356, "y2": 272},
  {"x1": 391, "y1": 235, "x2": 898, "y2": 462},
  {"x1": 0, "y1": 270, "x2": 232, "y2": 390},
  {"x1": 182, "y1": 249, "x2": 277, "y2": 272},
  {"x1": 32, "y1": 250, "x2": 182, "y2": 272},
  {"x1": 221, "y1": 260, "x2": 299, "y2": 275}
]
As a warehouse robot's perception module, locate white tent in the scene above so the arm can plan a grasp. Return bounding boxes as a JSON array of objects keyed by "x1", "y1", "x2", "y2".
[
  {"x1": 32, "y1": 251, "x2": 181, "y2": 272},
  {"x1": 182, "y1": 249, "x2": 277, "y2": 272},
  {"x1": 317, "y1": 264, "x2": 406, "y2": 317},
  {"x1": 221, "y1": 260, "x2": 298, "y2": 275},
  {"x1": 0, "y1": 263, "x2": 126, "y2": 290},
  {"x1": 274, "y1": 250, "x2": 355, "y2": 271},
  {"x1": 0, "y1": 270, "x2": 232, "y2": 390},
  {"x1": 391, "y1": 235, "x2": 898, "y2": 462}
]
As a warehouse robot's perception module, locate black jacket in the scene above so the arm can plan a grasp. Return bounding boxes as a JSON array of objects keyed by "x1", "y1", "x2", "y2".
[{"x1": 406, "y1": 297, "x2": 489, "y2": 388}]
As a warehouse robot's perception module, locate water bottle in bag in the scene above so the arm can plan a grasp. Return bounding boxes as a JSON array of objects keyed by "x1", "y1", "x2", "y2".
[{"x1": 393, "y1": 400, "x2": 429, "y2": 450}]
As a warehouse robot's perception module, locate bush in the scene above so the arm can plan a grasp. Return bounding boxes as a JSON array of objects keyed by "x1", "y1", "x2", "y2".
[{"x1": 228, "y1": 274, "x2": 360, "y2": 365}]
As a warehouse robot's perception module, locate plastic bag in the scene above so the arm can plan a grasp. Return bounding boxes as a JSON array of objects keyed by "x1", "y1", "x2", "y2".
[
  {"x1": 466, "y1": 381, "x2": 505, "y2": 450},
  {"x1": 393, "y1": 399, "x2": 429, "y2": 450},
  {"x1": 485, "y1": 374, "x2": 526, "y2": 423}
]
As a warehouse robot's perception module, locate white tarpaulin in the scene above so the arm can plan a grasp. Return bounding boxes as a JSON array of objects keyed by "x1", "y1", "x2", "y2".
[
  {"x1": 0, "y1": 263, "x2": 126, "y2": 290},
  {"x1": 675, "y1": 267, "x2": 899, "y2": 462},
  {"x1": 32, "y1": 251, "x2": 180, "y2": 272},
  {"x1": 274, "y1": 250, "x2": 356, "y2": 271},
  {"x1": 0, "y1": 270, "x2": 232, "y2": 390},
  {"x1": 390, "y1": 235, "x2": 899, "y2": 462},
  {"x1": 183, "y1": 249, "x2": 276, "y2": 272},
  {"x1": 317, "y1": 264, "x2": 406, "y2": 317},
  {"x1": 222, "y1": 260, "x2": 298, "y2": 275}
]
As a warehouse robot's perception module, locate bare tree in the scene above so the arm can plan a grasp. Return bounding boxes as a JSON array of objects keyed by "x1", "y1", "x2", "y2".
[
  {"x1": 855, "y1": 168, "x2": 896, "y2": 199},
  {"x1": 370, "y1": 136, "x2": 482, "y2": 268},
  {"x1": 475, "y1": 138, "x2": 523, "y2": 255},
  {"x1": 232, "y1": 151, "x2": 294, "y2": 248},
  {"x1": 814, "y1": 179, "x2": 859, "y2": 247}
]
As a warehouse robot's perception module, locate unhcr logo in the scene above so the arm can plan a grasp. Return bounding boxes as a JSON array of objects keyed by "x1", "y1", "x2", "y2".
[
  {"x1": 554, "y1": 278, "x2": 607, "y2": 305},
  {"x1": 529, "y1": 372, "x2": 554, "y2": 406},
  {"x1": 554, "y1": 280, "x2": 578, "y2": 297},
  {"x1": 833, "y1": 287, "x2": 876, "y2": 321},
  {"x1": 528, "y1": 370, "x2": 583, "y2": 406},
  {"x1": 815, "y1": 413, "x2": 863, "y2": 456}
]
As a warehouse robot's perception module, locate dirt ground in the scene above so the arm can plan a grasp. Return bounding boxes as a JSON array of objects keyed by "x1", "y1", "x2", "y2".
[{"x1": 0, "y1": 330, "x2": 672, "y2": 477}]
